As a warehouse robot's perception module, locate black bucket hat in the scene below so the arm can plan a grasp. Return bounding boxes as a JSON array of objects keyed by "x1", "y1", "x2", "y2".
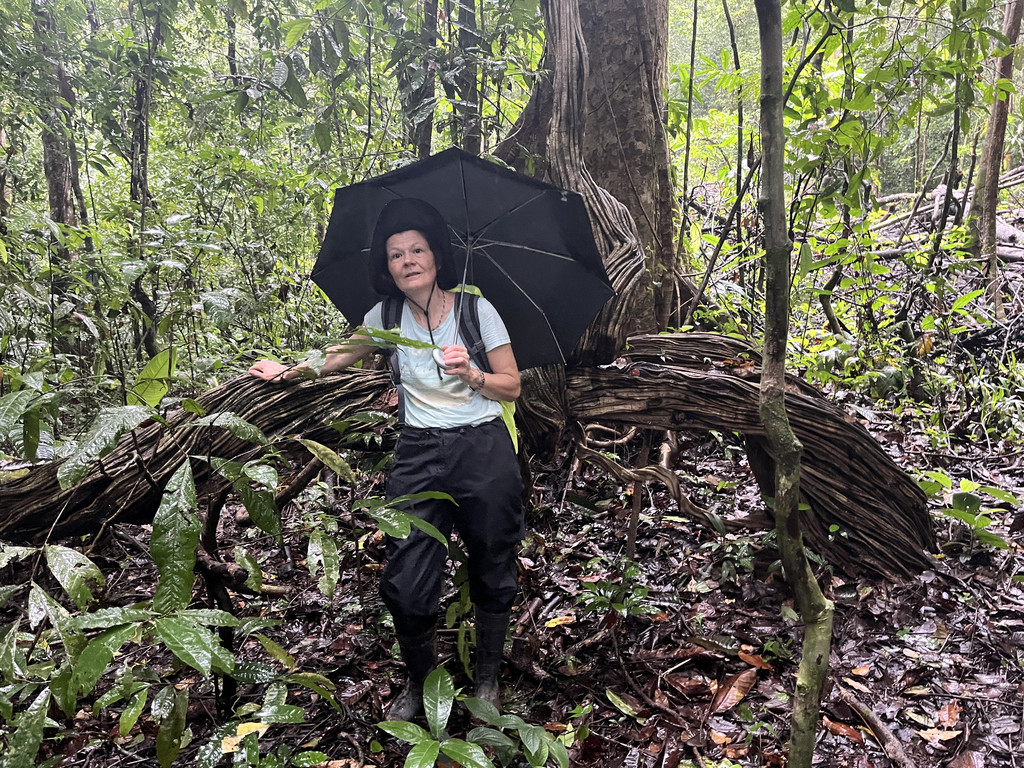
[{"x1": 369, "y1": 197, "x2": 457, "y2": 296}]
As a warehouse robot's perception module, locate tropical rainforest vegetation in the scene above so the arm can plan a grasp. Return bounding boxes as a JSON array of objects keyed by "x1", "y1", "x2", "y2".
[{"x1": 1, "y1": 0, "x2": 1023, "y2": 766}]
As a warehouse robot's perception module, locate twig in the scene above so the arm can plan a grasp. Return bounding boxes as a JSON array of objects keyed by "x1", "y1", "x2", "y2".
[
  {"x1": 610, "y1": 627, "x2": 691, "y2": 732},
  {"x1": 836, "y1": 684, "x2": 918, "y2": 768}
]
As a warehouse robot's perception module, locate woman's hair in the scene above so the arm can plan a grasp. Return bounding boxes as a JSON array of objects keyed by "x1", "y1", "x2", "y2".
[{"x1": 369, "y1": 197, "x2": 457, "y2": 296}]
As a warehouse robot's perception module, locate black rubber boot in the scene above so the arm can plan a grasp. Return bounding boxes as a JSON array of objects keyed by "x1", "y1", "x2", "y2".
[
  {"x1": 387, "y1": 628, "x2": 436, "y2": 721},
  {"x1": 474, "y1": 609, "x2": 511, "y2": 713}
]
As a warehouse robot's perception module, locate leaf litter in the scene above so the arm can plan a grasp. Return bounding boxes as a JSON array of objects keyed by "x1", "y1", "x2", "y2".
[{"x1": 3, "y1": 399, "x2": 1023, "y2": 768}]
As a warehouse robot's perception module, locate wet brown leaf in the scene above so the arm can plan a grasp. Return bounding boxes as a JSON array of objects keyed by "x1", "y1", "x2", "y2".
[
  {"x1": 709, "y1": 668, "x2": 757, "y2": 713},
  {"x1": 937, "y1": 700, "x2": 962, "y2": 727},
  {"x1": 947, "y1": 751, "x2": 985, "y2": 768},
  {"x1": 738, "y1": 650, "x2": 772, "y2": 670},
  {"x1": 823, "y1": 716, "x2": 864, "y2": 743}
]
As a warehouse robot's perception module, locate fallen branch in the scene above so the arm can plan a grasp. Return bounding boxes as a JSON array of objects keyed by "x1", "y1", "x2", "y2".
[{"x1": 836, "y1": 685, "x2": 918, "y2": 768}]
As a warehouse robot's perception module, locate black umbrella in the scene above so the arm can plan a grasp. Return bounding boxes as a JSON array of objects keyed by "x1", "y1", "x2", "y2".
[{"x1": 310, "y1": 147, "x2": 614, "y2": 370}]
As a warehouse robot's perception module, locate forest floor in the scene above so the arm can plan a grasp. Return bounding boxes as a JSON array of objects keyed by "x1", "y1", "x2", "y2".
[{"x1": 22, "y1": 389, "x2": 1024, "y2": 768}]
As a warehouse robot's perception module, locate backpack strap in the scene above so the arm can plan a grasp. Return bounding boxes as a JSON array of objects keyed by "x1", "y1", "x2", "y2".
[
  {"x1": 458, "y1": 293, "x2": 492, "y2": 374},
  {"x1": 381, "y1": 295, "x2": 406, "y2": 425}
]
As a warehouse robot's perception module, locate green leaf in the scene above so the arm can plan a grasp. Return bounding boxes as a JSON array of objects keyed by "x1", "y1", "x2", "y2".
[
  {"x1": 463, "y1": 697, "x2": 501, "y2": 725},
  {"x1": 44, "y1": 546, "x2": 106, "y2": 611},
  {"x1": 192, "y1": 412, "x2": 269, "y2": 446},
  {"x1": 423, "y1": 667, "x2": 455, "y2": 738},
  {"x1": 156, "y1": 688, "x2": 188, "y2": 768},
  {"x1": 405, "y1": 740, "x2": 441, "y2": 768},
  {"x1": 73, "y1": 624, "x2": 136, "y2": 695},
  {"x1": 233, "y1": 662, "x2": 278, "y2": 684},
  {"x1": 58, "y1": 406, "x2": 152, "y2": 489},
  {"x1": 0, "y1": 688, "x2": 50, "y2": 768},
  {"x1": 29, "y1": 583, "x2": 85, "y2": 657},
  {"x1": 72, "y1": 606, "x2": 154, "y2": 630},
  {"x1": 466, "y1": 726, "x2": 515, "y2": 749},
  {"x1": 284, "y1": 65, "x2": 308, "y2": 108},
  {"x1": 255, "y1": 703, "x2": 306, "y2": 723},
  {"x1": 174, "y1": 609, "x2": 240, "y2": 628},
  {"x1": 0, "y1": 390, "x2": 36, "y2": 435},
  {"x1": 378, "y1": 720, "x2": 432, "y2": 744},
  {"x1": 518, "y1": 723, "x2": 549, "y2": 765},
  {"x1": 292, "y1": 752, "x2": 331, "y2": 767},
  {"x1": 0, "y1": 544, "x2": 34, "y2": 569},
  {"x1": 128, "y1": 348, "x2": 177, "y2": 407},
  {"x1": 238, "y1": 485, "x2": 281, "y2": 539},
  {"x1": 283, "y1": 18, "x2": 311, "y2": 48},
  {"x1": 154, "y1": 617, "x2": 218, "y2": 677},
  {"x1": 307, "y1": 530, "x2": 340, "y2": 599},
  {"x1": 298, "y1": 438, "x2": 356, "y2": 484},
  {"x1": 256, "y1": 633, "x2": 295, "y2": 670},
  {"x1": 151, "y1": 463, "x2": 200, "y2": 614},
  {"x1": 234, "y1": 546, "x2": 263, "y2": 592},
  {"x1": 440, "y1": 738, "x2": 495, "y2": 768},
  {"x1": 950, "y1": 289, "x2": 984, "y2": 313},
  {"x1": 120, "y1": 688, "x2": 148, "y2": 736}
]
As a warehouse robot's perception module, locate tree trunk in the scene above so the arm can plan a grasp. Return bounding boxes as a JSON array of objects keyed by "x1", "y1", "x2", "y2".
[
  {"x1": 970, "y1": 0, "x2": 1024, "y2": 319},
  {"x1": 754, "y1": 2, "x2": 833, "y2": 766},
  {"x1": 400, "y1": 0, "x2": 437, "y2": 159},
  {"x1": 456, "y1": 0, "x2": 482, "y2": 155}
]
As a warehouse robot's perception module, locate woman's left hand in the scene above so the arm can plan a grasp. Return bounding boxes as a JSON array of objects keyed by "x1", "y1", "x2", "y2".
[{"x1": 439, "y1": 345, "x2": 473, "y2": 379}]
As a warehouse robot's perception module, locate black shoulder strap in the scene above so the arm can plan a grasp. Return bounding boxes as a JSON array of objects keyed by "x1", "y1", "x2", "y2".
[{"x1": 459, "y1": 293, "x2": 492, "y2": 373}]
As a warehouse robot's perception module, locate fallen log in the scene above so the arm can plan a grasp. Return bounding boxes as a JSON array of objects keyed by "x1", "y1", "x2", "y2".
[{"x1": 0, "y1": 335, "x2": 935, "y2": 578}]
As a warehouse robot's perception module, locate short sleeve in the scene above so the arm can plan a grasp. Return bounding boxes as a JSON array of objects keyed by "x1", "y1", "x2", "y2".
[{"x1": 476, "y1": 297, "x2": 512, "y2": 353}]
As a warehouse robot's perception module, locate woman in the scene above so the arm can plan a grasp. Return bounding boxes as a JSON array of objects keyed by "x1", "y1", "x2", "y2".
[{"x1": 249, "y1": 198, "x2": 524, "y2": 720}]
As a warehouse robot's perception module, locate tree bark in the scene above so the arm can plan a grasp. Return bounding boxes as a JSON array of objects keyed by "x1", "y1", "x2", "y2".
[
  {"x1": 754, "y1": 2, "x2": 833, "y2": 766},
  {"x1": 400, "y1": 0, "x2": 437, "y2": 159},
  {"x1": 0, "y1": 341, "x2": 935, "y2": 580},
  {"x1": 970, "y1": 0, "x2": 1024, "y2": 319}
]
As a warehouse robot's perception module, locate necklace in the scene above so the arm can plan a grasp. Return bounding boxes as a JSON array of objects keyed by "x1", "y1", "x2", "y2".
[{"x1": 406, "y1": 286, "x2": 448, "y2": 379}]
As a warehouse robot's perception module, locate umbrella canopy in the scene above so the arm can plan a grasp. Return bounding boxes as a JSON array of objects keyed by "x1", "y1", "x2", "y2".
[{"x1": 311, "y1": 147, "x2": 615, "y2": 370}]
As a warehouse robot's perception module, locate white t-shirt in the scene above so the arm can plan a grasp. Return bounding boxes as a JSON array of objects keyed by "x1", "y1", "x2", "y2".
[{"x1": 363, "y1": 293, "x2": 511, "y2": 429}]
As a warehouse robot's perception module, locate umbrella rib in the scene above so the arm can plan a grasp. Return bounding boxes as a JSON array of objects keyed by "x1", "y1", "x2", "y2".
[{"x1": 476, "y1": 251, "x2": 567, "y2": 365}]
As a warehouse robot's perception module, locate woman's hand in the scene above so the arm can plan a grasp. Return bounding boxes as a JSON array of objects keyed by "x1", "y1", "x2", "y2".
[
  {"x1": 248, "y1": 360, "x2": 292, "y2": 382},
  {"x1": 439, "y1": 345, "x2": 473, "y2": 380}
]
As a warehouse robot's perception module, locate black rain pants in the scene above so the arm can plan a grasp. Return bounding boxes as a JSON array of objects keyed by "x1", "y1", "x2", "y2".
[{"x1": 380, "y1": 418, "x2": 525, "y2": 637}]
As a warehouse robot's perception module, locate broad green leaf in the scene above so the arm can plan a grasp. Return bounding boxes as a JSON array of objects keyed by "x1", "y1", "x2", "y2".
[
  {"x1": 154, "y1": 617, "x2": 217, "y2": 676},
  {"x1": 518, "y1": 723, "x2": 549, "y2": 765},
  {"x1": 72, "y1": 606, "x2": 154, "y2": 630},
  {"x1": 423, "y1": 667, "x2": 455, "y2": 738},
  {"x1": 255, "y1": 633, "x2": 295, "y2": 670},
  {"x1": 0, "y1": 621, "x2": 23, "y2": 683},
  {"x1": 284, "y1": 65, "x2": 308, "y2": 107},
  {"x1": 0, "y1": 390, "x2": 36, "y2": 435},
  {"x1": 466, "y1": 726, "x2": 515, "y2": 750},
  {"x1": 191, "y1": 412, "x2": 269, "y2": 446},
  {"x1": 44, "y1": 546, "x2": 105, "y2": 611},
  {"x1": 440, "y1": 738, "x2": 495, "y2": 768},
  {"x1": 194, "y1": 723, "x2": 236, "y2": 768},
  {"x1": 234, "y1": 546, "x2": 263, "y2": 592},
  {"x1": 242, "y1": 462, "x2": 278, "y2": 489},
  {"x1": 0, "y1": 584, "x2": 20, "y2": 609},
  {"x1": 0, "y1": 544, "x2": 34, "y2": 569},
  {"x1": 175, "y1": 609, "x2": 240, "y2": 628},
  {"x1": 549, "y1": 738, "x2": 570, "y2": 768},
  {"x1": 0, "y1": 688, "x2": 50, "y2": 768},
  {"x1": 292, "y1": 752, "x2": 331, "y2": 768},
  {"x1": 298, "y1": 438, "x2": 356, "y2": 484},
  {"x1": 151, "y1": 462, "x2": 200, "y2": 614},
  {"x1": 950, "y1": 289, "x2": 984, "y2": 313},
  {"x1": 255, "y1": 703, "x2": 306, "y2": 723},
  {"x1": 307, "y1": 530, "x2": 339, "y2": 599},
  {"x1": 463, "y1": 696, "x2": 501, "y2": 725},
  {"x1": 128, "y1": 348, "x2": 177, "y2": 407},
  {"x1": 283, "y1": 18, "x2": 311, "y2": 47},
  {"x1": 57, "y1": 406, "x2": 151, "y2": 489},
  {"x1": 234, "y1": 662, "x2": 277, "y2": 684},
  {"x1": 73, "y1": 624, "x2": 136, "y2": 695},
  {"x1": 156, "y1": 689, "x2": 188, "y2": 768},
  {"x1": 404, "y1": 740, "x2": 441, "y2": 768},
  {"x1": 286, "y1": 672, "x2": 341, "y2": 712},
  {"x1": 238, "y1": 485, "x2": 280, "y2": 538},
  {"x1": 29, "y1": 583, "x2": 85, "y2": 657},
  {"x1": 120, "y1": 688, "x2": 148, "y2": 737},
  {"x1": 378, "y1": 720, "x2": 432, "y2": 744}
]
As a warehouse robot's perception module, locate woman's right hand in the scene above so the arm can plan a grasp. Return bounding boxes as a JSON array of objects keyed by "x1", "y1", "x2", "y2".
[{"x1": 248, "y1": 360, "x2": 292, "y2": 382}]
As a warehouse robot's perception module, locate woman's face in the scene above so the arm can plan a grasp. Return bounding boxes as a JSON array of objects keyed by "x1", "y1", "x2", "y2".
[{"x1": 386, "y1": 230, "x2": 437, "y2": 295}]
